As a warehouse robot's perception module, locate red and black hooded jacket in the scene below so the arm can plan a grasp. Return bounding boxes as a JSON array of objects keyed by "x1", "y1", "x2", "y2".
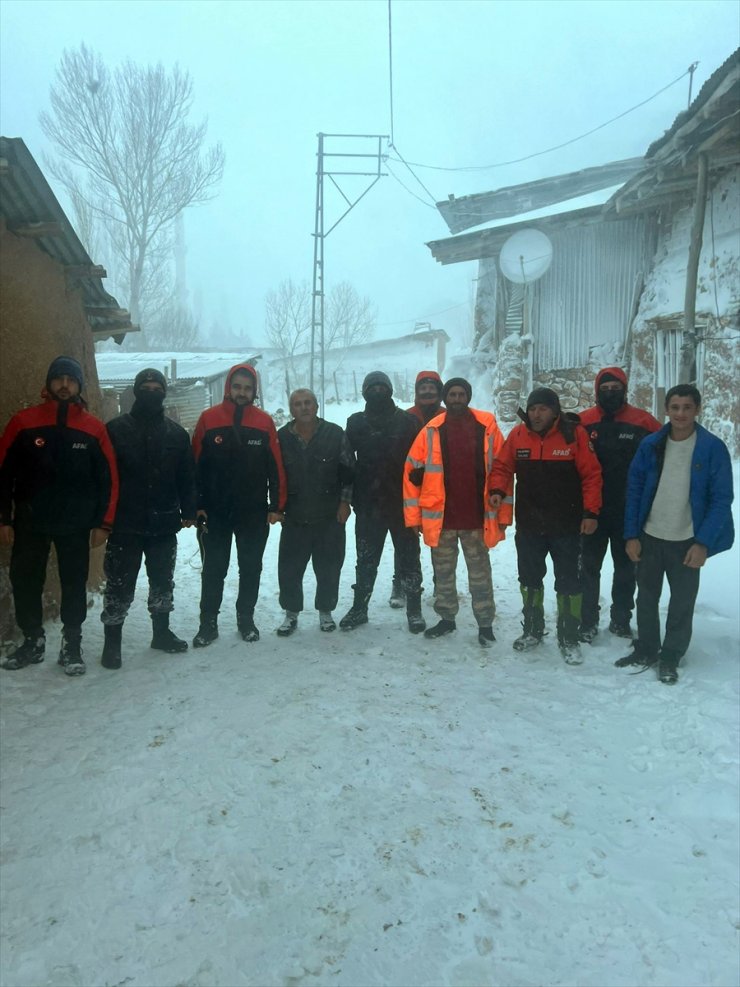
[
  {"x1": 192, "y1": 363, "x2": 286, "y2": 521},
  {"x1": 489, "y1": 414, "x2": 602, "y2": 536},
  {"x1": 0, "y1": 394, "x2": 118, "y2": 533},
  {"x1": 579, "y1": 367, "x2": 661, "y2": 522},
  {"x1": 406, "y1": 370, "x2": 443, "y2": 426}
]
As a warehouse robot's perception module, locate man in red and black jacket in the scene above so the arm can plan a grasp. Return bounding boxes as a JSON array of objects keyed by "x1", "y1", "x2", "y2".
[
  {"x1": 191, "y1": 363, "x2": 286, "y2": 646},
  {"x1": 489, "y1": 387, "x2": 602, "y2": 664},
  {"x1": 0, "y1": 356, "x2": 119, "y2": 675},
  {"x1": 578, "y1": 367, "x2": 660, "y2": 642}
]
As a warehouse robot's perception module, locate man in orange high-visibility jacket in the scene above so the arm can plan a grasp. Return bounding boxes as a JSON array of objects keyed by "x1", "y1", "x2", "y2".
[{"x1": 403, "y1": 377, "x2": 512, "y2": 648}]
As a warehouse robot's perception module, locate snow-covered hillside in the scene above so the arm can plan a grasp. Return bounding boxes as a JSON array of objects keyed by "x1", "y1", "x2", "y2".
[{"x1": 1, "y1": 426, "x2": 738, "y2": 986}]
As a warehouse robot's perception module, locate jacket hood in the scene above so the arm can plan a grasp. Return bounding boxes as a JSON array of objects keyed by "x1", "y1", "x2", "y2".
[
  {"x1": 595, "y1": 366, "x2": 627, "y2": 396},
  {"x1": 224, "y1": 363, "x2": 258, "y2": 400},
  {"x1": 415, "y1": 370, "x2": 443, "y2": 392}
]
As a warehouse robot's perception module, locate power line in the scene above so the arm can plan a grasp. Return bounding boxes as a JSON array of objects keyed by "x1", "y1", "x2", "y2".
[
  {"x1": 376, "y1": 302, "x2": 467, "y2": 328},
  {"x1": 386, "y1": 161, "x2": 438, "y2": 209},
  {"x1": 386, "y1": 67, "x2": 693, "y2": 173}
]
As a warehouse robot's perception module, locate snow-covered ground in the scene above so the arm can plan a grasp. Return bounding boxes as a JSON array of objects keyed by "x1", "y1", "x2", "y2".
[{"x1": 1, "y1": 406, "x2": 738, "y2": 987}]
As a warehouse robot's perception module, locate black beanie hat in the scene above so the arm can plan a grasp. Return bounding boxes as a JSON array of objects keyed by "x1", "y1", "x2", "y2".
[
  {"x1": 362, "y1": 371, "x2": 393, "y2": 397},
  {"x1": 46, "y1": 356, "x2": 84, "y2": 392},
  {"x1": 526, "y1": 387, "x2": 561, "y2": 413},
  {"x1": 442, "y1": 377, "x2": 472, "y2": 403},
  {"x1": 134, "y1": 368, "x2": 167, "y2": 395}
]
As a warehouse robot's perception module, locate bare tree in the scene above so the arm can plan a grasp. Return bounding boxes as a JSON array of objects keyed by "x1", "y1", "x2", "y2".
[
  {"x1": 325, "y1": 281, "x2": 376, "y2": 350},
  {"x1": 265, "y1": 279, "x2": 312, "y2": 382},
  {"x1": 151, "y1": 300, "x2": 200, "y2": 351},
  {"x1": 40, "y1": 44, "x2": 224, "y2": 332}
]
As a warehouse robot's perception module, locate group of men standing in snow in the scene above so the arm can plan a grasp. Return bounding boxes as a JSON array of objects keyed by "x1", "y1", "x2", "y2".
[{"x1": 0, "y1": 355, "x2": 734, "y2": 685}]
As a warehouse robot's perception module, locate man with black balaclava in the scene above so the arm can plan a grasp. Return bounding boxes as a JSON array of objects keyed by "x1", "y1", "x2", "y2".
[
  {"x1": 192, "y1": 363, "x2": 286, "y2": 647},
  {"x1": 100, "y1": 369, "x2": 196, "y2": 670},
  {"x1": 340, "y1": 371, "x2": 424, "y2": 633},
  {"x1": 578, "y1": 368, "x2": 660, "y2": 643},
  {"x1": 0, "y1": 356, "x2": 118, "y2": 676}
]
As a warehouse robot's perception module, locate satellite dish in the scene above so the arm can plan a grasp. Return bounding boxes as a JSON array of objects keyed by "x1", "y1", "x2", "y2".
[{"x1": 499, "y1": 228, "x2": 553, "y2": 284}]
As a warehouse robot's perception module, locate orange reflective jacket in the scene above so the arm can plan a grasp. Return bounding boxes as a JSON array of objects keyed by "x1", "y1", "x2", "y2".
[{"x1": 403, "y1": 408, "x2": 513, "y2": 548}]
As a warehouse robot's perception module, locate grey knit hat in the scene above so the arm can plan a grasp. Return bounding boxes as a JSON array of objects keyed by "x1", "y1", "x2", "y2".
[
  {"x1": 526, "y1": 387, "x2": 561, "y2": 413},
  {"x1": 362, "y1": 371, "x2": 393, "y2": 397}
]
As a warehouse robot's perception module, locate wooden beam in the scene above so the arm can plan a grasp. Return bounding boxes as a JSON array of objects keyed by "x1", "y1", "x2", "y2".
[
  {"x1": 84, "y1": 307, "x2": 131, "y2": 320},
  {"x1": 11, "y1": 221, "x2": 63, "y2": 237},
  {"x1": 680, "y1": 152, "x2": 709, "y2": 383},
  {"x1": 65, "y1": 264, "x2": 107, "y2": 279}
]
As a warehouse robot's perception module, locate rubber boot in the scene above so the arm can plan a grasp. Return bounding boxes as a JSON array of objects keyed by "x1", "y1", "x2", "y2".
[
  {"x1": 101, "y1": 624, "x2": 123, "y2": 669},
  {"x1": 513, "y1": 586, "x2": 545, "y2": 652},
  {"x1": 557, "y1": 593, "x2": 583, "y2": 665},
  {"x1": 151, "y1": 613, "x2": 188, "y2": 653},
  {"x1": 406, "y1": 592, "x2": 426, "y2": 634}
]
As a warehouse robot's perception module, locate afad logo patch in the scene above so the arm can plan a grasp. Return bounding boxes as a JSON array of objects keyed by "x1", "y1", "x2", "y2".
[
  {"x1": 34, "y1": 437, "x2": 45, "y2": 447},
  {"x1": 214, "y1": 435, "x2": 224, "y2": 444},
  {"x1": 516, "y1": 448, "x2": 531, "y2": 459}
]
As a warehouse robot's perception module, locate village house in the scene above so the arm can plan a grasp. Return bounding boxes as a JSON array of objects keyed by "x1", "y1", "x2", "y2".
[
  {"x1": 0, "y1": 137, "x2": 134, "y2": 643},
  {"x1": 427, "y1": 49, "x2": 739, "y2": 451},
  {"x1": 261, "y1": 324, "x2": 449, "y2": 411},
  {"x1": 95, "y1": 351, "x2": 263, "y2": 432}
]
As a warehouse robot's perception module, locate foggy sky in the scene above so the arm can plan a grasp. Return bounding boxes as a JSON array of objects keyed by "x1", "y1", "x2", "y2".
[{"x1": 1, "y1": 0, "x2": 738, "y2": 350}]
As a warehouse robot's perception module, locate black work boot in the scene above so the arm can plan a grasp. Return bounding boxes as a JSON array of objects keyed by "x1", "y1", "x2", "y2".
[
  {"x1": 340, "y1": 584, "x2": 371, "y2": 631},
  {"x1": 615, "y1": 640, "x2": 658, "y2": 669},
  {"x1": 406, "y1": 593, "x2": 426, "y2": 634},
  {"x1": 276, "y1": 612, "x2": 298, "y2": 637},
  {"x1": 424, "y1": 618, "x2": 456, "y2": 639},
  {"x1": 193, "y1": 616, "x2": 218, "y2": 649},
  {"x1": 1, "y1": 630, "x2": 45, "y2": 670},
  {"x1": 238, "y1": 614, "x2": 260, "y2": 643},
  {"x1": 657, "y1": 650, "x2": 680, "y2": 684},
  {"x1": 513, "y1": 587, "x2": 545, "y2": 652},
  {"x1": 151, "y1": 613, "x2": 188, "y2": 653},
  {"x1": 478, "y1": 626, "x2": 495, "y2": 648},
  {"x1": 58, "y1": 628, "x2": 85, "y2": 676},
  {"x1": 101, "y1": 624, "x2": 123, "y2": 669}
]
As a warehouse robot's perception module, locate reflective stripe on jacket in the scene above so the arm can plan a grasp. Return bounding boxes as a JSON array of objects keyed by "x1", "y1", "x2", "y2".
[{"x1": 403, "y1": 408, "x2": 513, "y2": 548}]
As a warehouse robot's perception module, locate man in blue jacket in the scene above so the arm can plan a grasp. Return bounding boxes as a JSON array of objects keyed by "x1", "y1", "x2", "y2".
[{"x1": 617, "y1": 384, "x2": 734, "y2": 683}]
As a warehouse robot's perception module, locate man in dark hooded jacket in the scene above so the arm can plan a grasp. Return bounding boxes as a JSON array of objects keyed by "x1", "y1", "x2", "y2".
[
  {"x1": 100, "y1": 368, "x2": 196, "y2": 670},
  {"x1": 0, "y1": 356, "x2": 118, "y2": 675},
  {"x1": 340, "y1": 371, "x2": 424, "y2": 633},
  {"x1": 578, "y1": 367, "x2": 660, "y2": 642},
  {"x1": 191, "y1": 363, "x2": 286, "y2": 646}
]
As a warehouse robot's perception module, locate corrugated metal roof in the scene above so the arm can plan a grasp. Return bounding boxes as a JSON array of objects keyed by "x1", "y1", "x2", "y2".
[
  {"x1": 0, "y1": 137, "x2": 134, "y2": 341},
  {"x1": 96, "y1": 351, "x2": 261, "y2": 385}
]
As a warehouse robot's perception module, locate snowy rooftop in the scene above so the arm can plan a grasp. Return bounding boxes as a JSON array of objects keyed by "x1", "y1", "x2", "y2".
[{"x1": 95, "y1": 351, "x2": 261, "y2": 385}]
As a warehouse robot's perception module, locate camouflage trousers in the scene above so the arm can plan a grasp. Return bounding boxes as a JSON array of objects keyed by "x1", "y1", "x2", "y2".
[{"x1": 431, "y1": 529, "x2": 495, "y2": 625}]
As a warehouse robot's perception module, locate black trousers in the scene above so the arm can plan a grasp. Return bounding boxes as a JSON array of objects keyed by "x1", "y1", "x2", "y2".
[
  {"x1": 515, "y1": 530, "x2": 581, "y2": 595},
  {"x1": 580, "y1": 515, "x2": 635, "y2": 627},
  {"x1": 10, "y1": 526, "x2": 90, "y2": 635},
  {"x1": 635, "y1": 533, "x2": 700, "y2": 659},
  {"x1": 101, "y1": 532, "x2": 178, "y2": 626},
  {"x1": 278, "y1": 518, "x2": 346, "y2": 613},
  {"x1": 198, "y1": 515, "x2": 270, "y2": 620},
  {"x1": 354, "y1": 512, "x2": 421, "y2": 600}
]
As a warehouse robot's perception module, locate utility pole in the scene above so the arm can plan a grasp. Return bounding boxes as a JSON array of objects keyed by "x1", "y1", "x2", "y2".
[{"x1": 310, "y1": 133, "x2": 388, "y2": 412}]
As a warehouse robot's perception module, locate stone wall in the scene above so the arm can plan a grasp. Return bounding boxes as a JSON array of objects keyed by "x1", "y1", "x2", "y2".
[{"x1": 0, "y1": 226, "x2": 107, "y2": 647}]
